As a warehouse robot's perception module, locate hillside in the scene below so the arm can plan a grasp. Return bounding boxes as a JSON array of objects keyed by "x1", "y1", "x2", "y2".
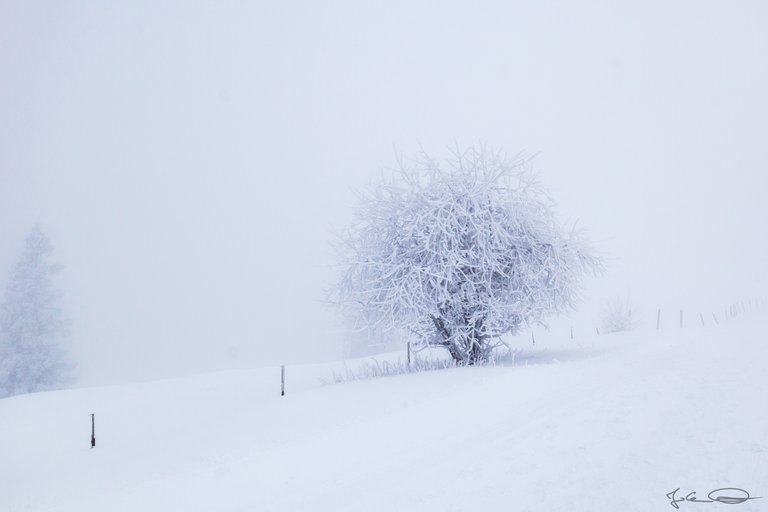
[{"x1": 2, "y1": 314, "x2": 766, "y2": 512}]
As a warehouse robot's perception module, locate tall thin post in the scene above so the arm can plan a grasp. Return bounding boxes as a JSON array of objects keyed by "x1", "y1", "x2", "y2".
[
  {"x1": 407, "y1": 342, "x2": 411, "y2": 367},
  {"x1": 280, "y1": 365, "x2": 285, "y2": 397},
  {"x1": 90, "y1": 413, "x2": 95, "y2": 449},
  {"x1": 570, "y1": 327, "x2": 573, "y2": 340},
  {"x1": 656, "y1": 308, "x2": 661, "y2": 330},
  {"x1": 531, "y1": 332, "x2": 535, "y2": 346}
]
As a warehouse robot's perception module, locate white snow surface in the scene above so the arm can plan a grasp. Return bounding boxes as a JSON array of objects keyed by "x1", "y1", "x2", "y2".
[{"x1": 2, "y1": 314, "x2": 766, "y2": 511}]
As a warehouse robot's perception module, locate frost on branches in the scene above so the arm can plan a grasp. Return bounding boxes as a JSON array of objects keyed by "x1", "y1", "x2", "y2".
[
  {"x1": 0, "y1": 225, "x2": 72, "y2": 398},
  {"x1": 336, "y1": 145, "x2": 600, "y2": 365}
]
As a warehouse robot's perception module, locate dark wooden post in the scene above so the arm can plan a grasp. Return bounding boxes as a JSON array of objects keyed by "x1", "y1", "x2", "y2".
[
  {"x1": 280, "y1": 365, "x2": 285, "y2": 396},
  {"x1": 90, "y1": 413, "x2": 95, "y2": 448},
  {"x1": 407, "y1": 342, "x2": 411, "y2": 367}
]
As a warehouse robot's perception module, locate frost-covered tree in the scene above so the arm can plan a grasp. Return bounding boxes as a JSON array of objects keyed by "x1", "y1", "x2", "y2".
[
  {"x1": 335, "y1": 144, "x2": 600, "y2": 364},
  {"x1": 0, "y1": 225, "x2": 72, "y2": 398}
]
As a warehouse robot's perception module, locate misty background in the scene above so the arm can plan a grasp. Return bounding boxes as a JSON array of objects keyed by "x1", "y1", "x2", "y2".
[{"x1": 1, "y1": 0, "x2": 766, "y2": 385}]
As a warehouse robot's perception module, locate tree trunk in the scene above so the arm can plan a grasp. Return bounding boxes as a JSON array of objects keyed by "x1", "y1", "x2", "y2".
[{"x1": 432, "y1": 314, "x2": 489, "y2": 365}]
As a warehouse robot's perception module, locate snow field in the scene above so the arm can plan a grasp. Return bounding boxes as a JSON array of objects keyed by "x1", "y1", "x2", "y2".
[{"x1": 1, "y1": 313, "x2": 766, "y2": 511}]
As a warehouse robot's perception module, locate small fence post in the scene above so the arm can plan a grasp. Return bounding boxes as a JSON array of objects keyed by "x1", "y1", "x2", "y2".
[
  {"x1": 280, "y1": 365, "x2": 285, "y2": 397},
  {"x1": 531, "y1": 332, "x2": 535, "y2": 346},
  {"x1": 90, "y1": 413, "x2": 95, "y2": 449},
  {"x1": 570, "y1": 327, "x2": 573, "y2": 340},
  {"x1": 407, "y1": 342, "x2": 411, "y2": 367}
]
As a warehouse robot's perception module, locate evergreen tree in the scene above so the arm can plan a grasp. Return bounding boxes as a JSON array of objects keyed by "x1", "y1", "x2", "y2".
[{"x1": 0, "y1": 225, "x2": 72, "y2": 398}]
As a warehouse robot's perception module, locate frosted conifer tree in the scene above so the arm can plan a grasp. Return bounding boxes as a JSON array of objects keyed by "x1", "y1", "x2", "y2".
[
  {"x1": 0, "y1": 225, "x2": 72, "y2": 398},
  {"x1": 335, "y1": 144, "x2": 601, "y2": 364}
]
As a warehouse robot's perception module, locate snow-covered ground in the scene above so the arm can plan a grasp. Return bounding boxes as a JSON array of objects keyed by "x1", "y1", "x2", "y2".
[{"x1": 2, "y1": 312, "x2": 766, "y2": 512}]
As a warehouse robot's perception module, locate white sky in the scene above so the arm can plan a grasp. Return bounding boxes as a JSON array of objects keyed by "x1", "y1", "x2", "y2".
[{"x1": 1, "y1": 0, "x2": 766, "y2": 384}]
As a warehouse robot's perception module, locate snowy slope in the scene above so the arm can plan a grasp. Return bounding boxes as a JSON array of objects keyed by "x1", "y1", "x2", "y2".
[{"x1": 2, "y1": 314, "x2": 767, "y2": 512}]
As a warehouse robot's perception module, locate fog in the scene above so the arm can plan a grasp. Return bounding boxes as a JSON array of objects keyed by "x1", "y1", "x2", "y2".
[{"x1": 1, "y1": 1, "x2": 766, "y2": 384}]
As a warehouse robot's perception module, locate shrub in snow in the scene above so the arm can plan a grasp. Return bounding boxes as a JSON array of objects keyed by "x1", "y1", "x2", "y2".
[
  {"x1": 334, "y1": 144, "x2": 600, "y2": 365},
  {"x1": 600, "y1": 296, "x2": 635, "y2": 334},
  {"x1": 0, "y1": 225, "x2": 73, "y2": 398},
  {"x1": 326, "y1": 347, "x2": 522, "y2": 384},
  {"x1": 327, "y1": 356, "x2": 457, "y2": 384}
]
